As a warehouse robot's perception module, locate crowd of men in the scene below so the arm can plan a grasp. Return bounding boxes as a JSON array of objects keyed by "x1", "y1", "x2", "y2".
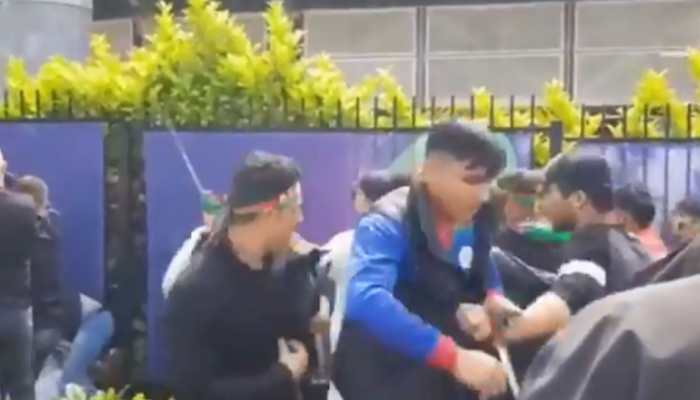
[
  {"x1": 5, "y1": 121, "x2": 700, "y2": 400},
  {"x1": 0, "y1": 150, "x2": 117, "y2": 400},
  {"x1": 159, "y1": 122, "x2": 700, "y2": 400}
]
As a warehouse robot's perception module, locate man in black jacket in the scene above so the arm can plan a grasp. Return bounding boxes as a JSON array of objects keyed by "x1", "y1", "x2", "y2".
[
  {"x1": 15, "y1": 175, "x2": 66, "y2": 376},
  {"x1": 164, "y1": 151, "x2": 326, "y2": 400},
  {"x1": 489, "y1": 154, "x2": 651, "y2": 344},
  {"x1": 0, "y1": 150, "x2": 37, "y2": 400}
]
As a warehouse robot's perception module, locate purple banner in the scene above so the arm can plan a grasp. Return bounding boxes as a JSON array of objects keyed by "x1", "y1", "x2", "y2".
[
  {"x1": 144, "y1": 130, "x2": 533, "y2": 379},
  {"x1": 0, "y1": 122, "x2": 105, "y2": 300}
]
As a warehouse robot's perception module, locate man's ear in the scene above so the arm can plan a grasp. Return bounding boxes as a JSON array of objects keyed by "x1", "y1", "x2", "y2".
[{"x1": 569, "y1": 190, "x2": 588, "y2": 209}]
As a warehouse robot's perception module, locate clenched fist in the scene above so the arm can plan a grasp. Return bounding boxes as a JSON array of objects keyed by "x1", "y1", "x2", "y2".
[
  {"x1": 452, "y1": 348, "x2": 508, "y2": 399},
  {"x1": 278, "y1": 338, "x2": 309, "y2": 382}
]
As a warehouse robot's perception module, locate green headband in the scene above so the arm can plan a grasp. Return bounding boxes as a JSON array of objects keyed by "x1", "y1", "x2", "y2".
[{"x1": 201, "y1": 191, "x2": 225, "y2": 216}]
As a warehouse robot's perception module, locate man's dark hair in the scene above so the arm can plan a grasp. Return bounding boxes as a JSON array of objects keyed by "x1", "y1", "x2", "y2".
[
  {"x1": 353, "y1": 170, "x2": 411, "y2": 203},
  {"x1": 425, "y1": 122, "x2": 506, "y2": 180},
  {"x1": 227, "y1": 151, "x2": 301, "y2": 209},
  {"x1": 545, "y1": 153, "x2": 613, "y2": 212},
  {"x1": 614, "y1": 183, "x2": 656, "y2": 229},
  {"x1": 675, "y1": 197, "x2": 700, "y2": 220},
  {"x1": 212, "y1": 151, "x2": 301, "y2": 236}
]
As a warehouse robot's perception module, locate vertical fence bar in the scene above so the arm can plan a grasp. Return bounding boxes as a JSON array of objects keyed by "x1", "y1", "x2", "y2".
[
  {"x1": 430, "y1": 96, "x2": 436, "y2": 125},
  {"x1": 663, "y1": 103, "x2": 671, "y2": 227},
  {"x1": 355, "y1": 97, "x2": 360, "y2": 128},
  {"x1": 411, "y1": 96, "x2": 417, "y2": 128},
  {"x1": 373, "y1": 97, "x2": 379, "y2": 129},
  {"x1": 450, "y1": 95, "x2": 456, "y2": 119},
  {"x1": 529, "y1": 95, "x2": 535, "y2": 126},
  {"x1": 687, "y1": 103, "x2": 693, "y2": 196},
  {"x1": 336, "y1": 98, "x2": 343, "y2": 128},
  {"x1": 470, "y1": 94, "x2": 475, "y2": 120},
  {"x1": 622, "y1": 105, "x2": 628, "y2": 138},
  {"x1": 665, "y1": 103, "x2": 672, "y2": 138},
  {"x1": 393, "y1": 97, "x2": 398, "y2": 129},
  {"x1": 687, "y1": 103, "x2": 693, "y2": 138},
  {"x1": 509, "y1": 95, "x2": 515, "y2": 129},
  {"x1": 35, "y1": 90, "x2": 41, "y2": 118},
  {"x1": 643, "y1": 104, "x2": 649, "y2": 138},
  {"x1": 68, "y1": 91, "x2": 74, "y2": 119},
  {"x1": 300, "y1": 97, "x2": 306, "y2": 126},
  {"x1": 3, "y1": 90, "x2": 8, "y2": 118},
  {"x1": 19, "y1": 91, "x2": 26, "y2": 117},
  {"x1": 549, "y1": 121, "x2": 564, "y2": 160},
  {"x1": 283, "y1": 91, "x2": 289, "y2": 126},
  {"x1": 489, "y1": 95, "x2": 495, "y2": 128},
  {"x1": 51, "y1": 90, "x2": 57, "y2": 116},
  {"x1": 249, "y1": 96, "x2": 255, "y2": 128},
  {"x1": 318, "y1": 97, "x2": 325, "y2": 128}
]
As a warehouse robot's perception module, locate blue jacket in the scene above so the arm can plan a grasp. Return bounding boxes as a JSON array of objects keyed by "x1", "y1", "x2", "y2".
[{"x1": 343, "y1": 187, "x2": 503, "y2": 367}]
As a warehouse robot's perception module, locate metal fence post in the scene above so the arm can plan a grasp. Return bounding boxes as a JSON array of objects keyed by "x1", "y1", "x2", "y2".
[{"x1": 549, "y1": 120, "x2": 564, "y2": 160}]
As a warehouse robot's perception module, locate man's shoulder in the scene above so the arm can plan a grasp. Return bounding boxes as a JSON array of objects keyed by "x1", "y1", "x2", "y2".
[
  {"x1": 0, "y1": 190, "x2": 34, "y2": 214},
  {"x1": 370, "y1": 186, "x2": 410, "y2": 222}
]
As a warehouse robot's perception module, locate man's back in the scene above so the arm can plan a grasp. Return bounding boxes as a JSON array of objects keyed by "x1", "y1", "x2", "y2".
[{"x1": 0, "y1": 190, "x2": 37, "y2": 307}]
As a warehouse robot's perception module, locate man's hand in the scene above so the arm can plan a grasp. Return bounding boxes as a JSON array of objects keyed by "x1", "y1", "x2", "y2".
[
  {"x1": 309, "y1": 296, "x2": 331, "y2": 335},
  {"x1": 452, "y1": 348, "x2": 507, "y2": 399},
  {"x1": 278, "y1": 338, "x2": 309, "y2": 382},
  {"x1": 456, "y1": 304, "x2": 492, "y2": 342},
  {"x1": 484, "y1": 294, "x2": 523, "y2": 335}
]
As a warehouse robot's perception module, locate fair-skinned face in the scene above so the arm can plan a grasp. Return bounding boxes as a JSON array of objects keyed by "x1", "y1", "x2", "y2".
[
  {"x1": 671, "y1": 212, "x2": 700, "y2": 244},
  {"x1": 419, "y1": 154, "x2": 492, "y2": 226},
  {"x1": 258, "y1": 193, "x2": 304, "y2": 252}
]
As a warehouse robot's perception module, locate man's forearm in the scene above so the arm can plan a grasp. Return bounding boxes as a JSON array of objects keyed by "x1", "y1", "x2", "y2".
[{"x1": 505, "y1": 292, "x2": 571, "y2": 343}]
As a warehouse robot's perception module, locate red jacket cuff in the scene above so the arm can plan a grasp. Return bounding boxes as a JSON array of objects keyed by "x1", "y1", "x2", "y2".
[{"x1": 426, "y1": 335, "x2": 457, "y2": 371}]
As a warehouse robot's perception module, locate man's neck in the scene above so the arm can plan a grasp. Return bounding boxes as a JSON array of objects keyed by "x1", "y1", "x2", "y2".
[
  {"x1": 227, "y1": 225, "x2": 269, "y2": 270},
  {"x1": 576, "y1": 210, "x2": 609, "y2": 230}
]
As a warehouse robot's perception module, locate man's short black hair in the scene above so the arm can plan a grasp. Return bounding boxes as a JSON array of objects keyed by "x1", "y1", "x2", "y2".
[
  {"x1": 675, "y1": 197, "x2": 700, "y2": 220},
  {"x1": 227, "y1": 151, "x2": 301, "y2": 209},
  {"x1": 425, "y1": 122, "x2": 506, "y2": 180},
  {"x1": 614, "y1": 183, "x2": 656, "y2": 229},
  {"x1": 545, "y1": 153, "x2": 613, "y2": 212},
  {"x1": 353, "y1": 170, "x2": 411, "y2": 203}
]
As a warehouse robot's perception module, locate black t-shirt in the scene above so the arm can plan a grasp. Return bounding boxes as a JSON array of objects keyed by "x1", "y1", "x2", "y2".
[
  {"x1": 0, "y1": 190, "x2": 37, "y2": 307},
  {"x1": 163, "y1": 241, "x2": 322, "y2": 400},
  {"x1": 552, "y1": 224, "x2": 651, "y2": 313}
]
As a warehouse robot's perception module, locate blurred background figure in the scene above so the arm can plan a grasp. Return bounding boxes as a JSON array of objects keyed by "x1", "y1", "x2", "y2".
[
  {"x1": 669, "y1": 196, "x2": 700, "y2": 248},
  {"x1": 161, "y1": 191, "x2": 225, "y2": 299},
  {"x1": 0, "y1": 151, "x2": 37, "y2": 400},
  {"x1": 324, "y1": 169, "x2": 411, "y2": 352},
  {"x1": 612, "y1": 183, "x2": 667, "y2": 261},
  {"x1": 494, "y1": 169, "x2": 569, "y2": 275}
]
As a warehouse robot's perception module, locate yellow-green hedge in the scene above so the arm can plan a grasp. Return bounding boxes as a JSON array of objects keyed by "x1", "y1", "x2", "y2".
[{"x1": 4, "y1": 0, "x2": 700, "y2": 165}]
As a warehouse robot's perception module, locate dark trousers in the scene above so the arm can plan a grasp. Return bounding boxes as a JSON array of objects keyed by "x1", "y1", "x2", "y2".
[{"x1": 0, "y1": 307, "x2": 35, "y2": 400}]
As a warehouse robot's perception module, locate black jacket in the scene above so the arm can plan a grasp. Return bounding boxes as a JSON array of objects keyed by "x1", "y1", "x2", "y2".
[
  {"x1": 552, "y1": 224, "x2": 651, "y2": 314},
  {"x1": 494, "y1": 228, "x2": 566, "y2": 274},
  {"x1": 163, "y1": 240, "x2": 323, "y2": 400},
  {"x1": 0, "y1": 190, "x2": 37, "y2": 308},
  {"x1": 520, "y1": 275, "x2": 700, "y2": 400},
  {"x1": 31, "y1": 215, "x2": 66, "y2": 330}
]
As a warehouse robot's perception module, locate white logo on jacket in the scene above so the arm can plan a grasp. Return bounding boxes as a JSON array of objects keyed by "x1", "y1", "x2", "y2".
[{"x1": 459, "y1": 247, "x2": 474, "y2": 270}]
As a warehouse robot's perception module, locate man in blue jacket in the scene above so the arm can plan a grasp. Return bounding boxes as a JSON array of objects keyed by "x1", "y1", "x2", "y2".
[{"x1": 333, "y1": 123, "x2": 512, "y2": 400}]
